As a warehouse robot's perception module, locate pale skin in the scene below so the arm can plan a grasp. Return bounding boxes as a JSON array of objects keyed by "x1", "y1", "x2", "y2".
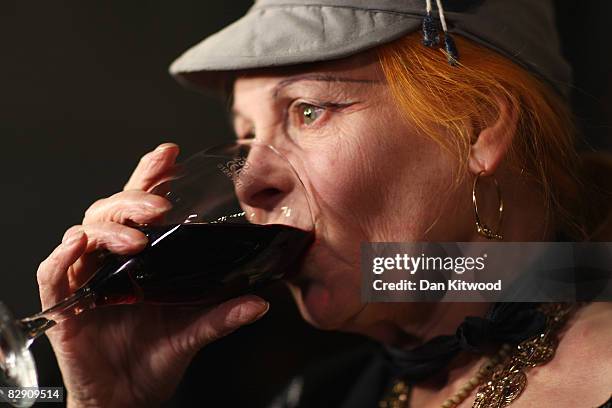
[{"x1": 37, "y1": 51, "x2": 612, "y2": 407}]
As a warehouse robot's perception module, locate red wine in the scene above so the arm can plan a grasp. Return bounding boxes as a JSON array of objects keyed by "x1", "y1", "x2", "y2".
[{"x1": 83, "y1": 223, "x2": 313, "y2": 307}]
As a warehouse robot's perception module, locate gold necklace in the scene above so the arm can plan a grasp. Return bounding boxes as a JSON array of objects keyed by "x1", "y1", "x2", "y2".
[
  {"x1": 472, "y1": 303, "x2": 575, "y2": 408},
  {"x1": 379, "y1": 343, "x2": 511, "y2": 408},
  {"x1": 378, "y1": 303, "x2": 576, "y2": 408}
]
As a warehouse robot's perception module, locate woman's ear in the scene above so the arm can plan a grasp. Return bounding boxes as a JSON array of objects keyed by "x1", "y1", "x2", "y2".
[{"x1": 468, "y1": 96, "x2": 519, "y2": 175}]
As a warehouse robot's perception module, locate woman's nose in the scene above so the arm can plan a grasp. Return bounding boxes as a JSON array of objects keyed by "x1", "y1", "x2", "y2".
[{"x1": 234, "y1": 145, "x2": 297, "y2": 223}]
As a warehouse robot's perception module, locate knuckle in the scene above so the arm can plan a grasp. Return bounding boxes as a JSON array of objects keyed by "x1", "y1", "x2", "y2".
[
  {"x1": 84, "y1": 224, "x2": 123, "y2": 252},
  {"x1": 123, "y1": 206, "x2": 149, "y2": 223},
  {"x1": 62, "y1": 225, "x2": 83, "y2": 242},
  {"x1": 199, "y1": 324, "x2": 224, "y2": 346},
  {"x1": 112, "y1": 206, "x2": 130, "y2": 224},
  {"x1": 184, "y1": 333, "x2": 205, "y2": 352},
  {"x1": 224, "y1": 303, "x2": 250, "y2": 328},
  {"x1": 202, "y1": 313, "x2": 237, "y2": 344},
  {"x1": 100, "y1": 224, "x2": 147, "y2": 252},
  {"x1": 140, "y1": 151, "x2": 163, "y2": 167},
  {"x1": 36, "y1": 262, "x2": 49, "y2": 286},
  {"x1": 83, "y1": 198, "x2": 106, "y2": 221},
  {"x1": 36, "y1": 253, "x2": 59, "y2": 286},
  {"x1": 138, "y1": 151, "x2": 154, "y2": 165},
  {"x1": 84, "y1": 191, "x2": 158, "y2": 225}
]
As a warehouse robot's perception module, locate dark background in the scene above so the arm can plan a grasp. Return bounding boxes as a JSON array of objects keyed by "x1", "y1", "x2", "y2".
[{"x1": 0, "y1": 1, "x2": 610, "y2": 407}]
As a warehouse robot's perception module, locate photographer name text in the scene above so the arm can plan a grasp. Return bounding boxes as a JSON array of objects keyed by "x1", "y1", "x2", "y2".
[
  {"x1": 370, "y1": 253, "x2": 502, "y2": 292},
  {"x1": 372, "y1": 279, "x2": 502, "y2": 291}
]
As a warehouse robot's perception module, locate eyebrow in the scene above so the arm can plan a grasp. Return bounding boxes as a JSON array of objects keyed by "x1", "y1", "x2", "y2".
[
  {"x1": 271, "y1": 73, "x2": 380, "y2": 99},
  {"x1": 230, "y1": 73, "x2": 381, "y2": 122}
]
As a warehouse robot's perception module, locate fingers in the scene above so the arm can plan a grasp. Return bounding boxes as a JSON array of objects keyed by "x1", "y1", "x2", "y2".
[
  {"x1": 177, "y1": 295, "x2": 270, "y2": 355},
  {"x1": 83, "y1": 190, "x2": 172, "y2": 226},
  {"x1": 38, "y1": 223, "x2": 148, "y2": 306},
  {"x1": 46, "y1": 143, "x2": 175, "y2": 305},
  {"x1": 124, "y1": 143, "x2": 180, "y2": 191},
  {"x1": 37, "y1": 230, "x2": 88, "y2": 308},
  {"x1": 64, "y1": 222, "x2": 148, "y2": 255}
]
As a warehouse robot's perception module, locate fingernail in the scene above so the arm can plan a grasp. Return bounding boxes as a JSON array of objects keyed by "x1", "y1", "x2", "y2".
[
  {"x1": 253, "y1": 301, "x2": 270, "y2": 320},
  {"x1": 155, "y1": 143, "x2": 177, "y2": 152},
  {"x1": 64, "y1": 230, "x2": 84, "y2": 246}
]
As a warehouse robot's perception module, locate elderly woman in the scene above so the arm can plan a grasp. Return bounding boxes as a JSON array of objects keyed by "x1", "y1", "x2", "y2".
[{"x1": 36, "y1": 0, "x2": 612, "y2": 407}]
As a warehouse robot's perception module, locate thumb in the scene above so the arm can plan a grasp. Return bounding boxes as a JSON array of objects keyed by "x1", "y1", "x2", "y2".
[{"x1": 175, "y1": 295, "x2": 270, "y2": 355}]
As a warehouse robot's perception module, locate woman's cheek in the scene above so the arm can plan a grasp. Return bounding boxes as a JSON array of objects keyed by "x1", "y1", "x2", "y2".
[
  {"x1": 301, "y1": 129, "x2": 365, "y2": 207},
  {"x1": 319, "y1": 119, "x2": 390, "y2": 199}
]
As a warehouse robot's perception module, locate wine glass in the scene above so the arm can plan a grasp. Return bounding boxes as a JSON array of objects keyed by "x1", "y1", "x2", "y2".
[{"x1": 0, "y1": 139, "x2": 314, "y2": 407}]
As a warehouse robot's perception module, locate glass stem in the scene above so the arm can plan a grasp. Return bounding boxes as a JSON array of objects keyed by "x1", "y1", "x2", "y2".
[{"x1": 18, "y1": 288, "x2": 97, "y2": 347}]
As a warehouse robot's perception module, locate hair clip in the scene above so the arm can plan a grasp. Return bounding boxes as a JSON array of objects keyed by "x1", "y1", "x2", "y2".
[
  {"x1": 422, "y1": 0, "x2": 440, "y2": 47},
  {"x1": 423, "y1": 0, "x2": 460, "y2": 66}
]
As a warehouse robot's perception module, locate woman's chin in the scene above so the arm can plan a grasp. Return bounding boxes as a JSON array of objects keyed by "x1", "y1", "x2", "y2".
[{"x1": 285, "y1": 279, "x2": 361, "y2": 330}]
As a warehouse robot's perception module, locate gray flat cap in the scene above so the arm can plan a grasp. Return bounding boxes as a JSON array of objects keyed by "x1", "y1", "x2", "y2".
[{"x1": 169, "y1": 0, "x2": 571, "y2": 98}]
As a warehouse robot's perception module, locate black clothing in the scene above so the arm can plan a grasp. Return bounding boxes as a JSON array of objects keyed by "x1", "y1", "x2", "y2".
[{"x1": 268, "y1": 303, "x2": 610, "y2": 408}]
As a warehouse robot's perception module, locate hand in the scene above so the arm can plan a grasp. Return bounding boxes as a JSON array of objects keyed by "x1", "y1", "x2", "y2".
[{"x1": 36, "y1": 144, "x2": 270, "y2": 407}]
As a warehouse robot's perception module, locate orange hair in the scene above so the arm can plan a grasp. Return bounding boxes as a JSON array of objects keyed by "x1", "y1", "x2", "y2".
[{"x1": 377, "y1": 32, "x2": 589, "y2": 239}]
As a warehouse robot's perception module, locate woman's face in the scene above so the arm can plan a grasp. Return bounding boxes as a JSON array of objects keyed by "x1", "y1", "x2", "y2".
[{"x1": 231, "y1": 52, "x2": 475, "y2": 337}]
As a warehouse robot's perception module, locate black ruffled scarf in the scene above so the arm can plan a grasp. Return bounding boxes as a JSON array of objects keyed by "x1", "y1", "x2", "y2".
[{"x1": 382, "y1": 303, "x2": 546, "y2": 383}]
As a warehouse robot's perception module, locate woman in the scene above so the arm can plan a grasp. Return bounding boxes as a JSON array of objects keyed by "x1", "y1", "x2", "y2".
[{"x1": 36, "y1": 0, "x2": 612, "y2": 406}]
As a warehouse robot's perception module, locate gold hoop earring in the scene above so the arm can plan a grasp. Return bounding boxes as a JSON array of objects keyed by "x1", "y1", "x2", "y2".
[{"x1": 472, "y1": 171, "x2": 504, "y2": 240}]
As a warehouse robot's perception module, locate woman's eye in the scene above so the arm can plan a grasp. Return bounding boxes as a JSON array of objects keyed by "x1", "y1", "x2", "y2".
[{"x1": 298, "y1": 103, "x2": 324, "y2": 126}]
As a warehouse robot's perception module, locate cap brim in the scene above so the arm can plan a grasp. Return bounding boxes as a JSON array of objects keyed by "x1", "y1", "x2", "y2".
[{"x1": 169, "y1": 0, "x2": 571, "y2": 99}]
